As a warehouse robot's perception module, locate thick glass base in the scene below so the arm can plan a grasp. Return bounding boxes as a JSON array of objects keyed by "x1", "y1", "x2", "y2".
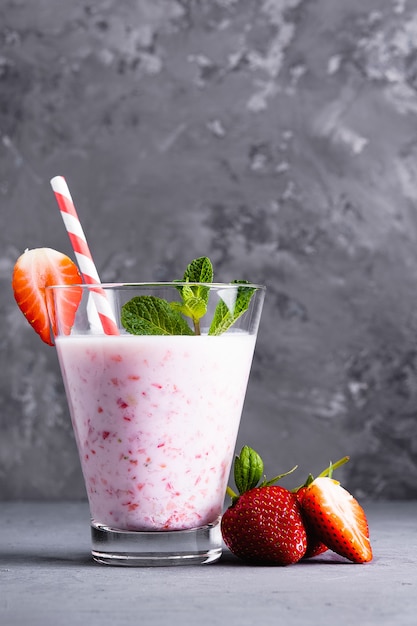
[{"x1": 90, "y1": 517, "x2": 222, "y2": 566}]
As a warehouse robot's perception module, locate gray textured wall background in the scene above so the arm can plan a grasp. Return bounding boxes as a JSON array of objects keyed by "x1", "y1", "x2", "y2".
[{"x1": 1, "y1": 0, "x2": 417, "y2": 501}]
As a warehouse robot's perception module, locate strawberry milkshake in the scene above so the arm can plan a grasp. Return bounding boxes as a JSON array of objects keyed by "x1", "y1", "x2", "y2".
[
  {"x1": 55, "y1": 332, "x2": 256, "y2": 532},
  {"x1": 46, "y1": 276, "x2": 265, "y2": 565}
]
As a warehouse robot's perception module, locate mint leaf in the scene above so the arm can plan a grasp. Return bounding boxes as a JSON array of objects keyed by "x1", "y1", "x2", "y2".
[
  {"x1": 174, "y1": 257, "x2": 214, "y2": 333},
  {"x1": 234, "y1": 446, "x2": 264, "y2": 495},
  {"x1": 170, "y1": 296, "x2": 207, "y2": 321},
  {"x1": 208, "y1": 280, "x2": 256, "y2": 336},
  {"x1": 183, "y1": 257, "x2": 214, "y2": 283},
  {"x1": 121, "y1": 296, "x2": 194, "y2": 336}
]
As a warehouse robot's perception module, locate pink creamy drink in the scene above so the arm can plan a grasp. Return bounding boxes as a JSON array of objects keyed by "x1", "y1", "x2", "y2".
[{"x1": 55, "y1": 332, "x2": 256, "y2": 531}]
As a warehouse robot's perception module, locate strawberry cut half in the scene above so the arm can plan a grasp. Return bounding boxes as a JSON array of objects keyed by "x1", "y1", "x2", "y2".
[
  {"x1": 301, "y1": 476, "x2": 373, "y2": 563},
  {"x1": 12, "y1": 247, "x2": 83, "y2": 345}
]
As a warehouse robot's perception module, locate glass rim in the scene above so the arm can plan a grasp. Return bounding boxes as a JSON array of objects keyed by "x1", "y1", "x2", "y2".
[{"x1": 46, "y1": 281, "x2": 266, "y2": 290}]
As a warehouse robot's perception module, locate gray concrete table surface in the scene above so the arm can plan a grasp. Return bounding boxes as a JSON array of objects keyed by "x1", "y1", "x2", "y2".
[{"x1": 1, "y1": 501, "x2": 416, "y2": 626}]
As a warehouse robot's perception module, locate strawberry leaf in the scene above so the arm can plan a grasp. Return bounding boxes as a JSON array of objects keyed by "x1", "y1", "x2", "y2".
[
  {"x1": 318, "y1": 456, "x2": 350, "y2": 479},
  {"x1": 261, "y1": 465, "x2": 298, "y2": 487},
  {"x1": 234, "y1": 446, "x2": 264, "y2": 495}
]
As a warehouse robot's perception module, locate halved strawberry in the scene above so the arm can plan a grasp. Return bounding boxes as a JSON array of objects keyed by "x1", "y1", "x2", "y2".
[
  {"x1": 301, "y1": 476, "x2": 373, "y2": 563},
  {"x1": 294, "y1": 456, "x2": 350, "y2": 559},
  {"x1": 12, "y1": 247, "x2": 82, "y2": 345}
]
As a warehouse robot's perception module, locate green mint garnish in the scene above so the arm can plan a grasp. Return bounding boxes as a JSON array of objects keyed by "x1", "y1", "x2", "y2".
[
  {"x1": 121, "y1": 256, "x2": 258, "y2": 336},
  {"x1": 121, "y1": 296, "x2": 194, "y2": 336},
  {"x1": 171, "y1": 257, "x2": 214, "y2": 334},
  {"x1": 208, "y1": 280, "x2": 256, "y2": 336}
]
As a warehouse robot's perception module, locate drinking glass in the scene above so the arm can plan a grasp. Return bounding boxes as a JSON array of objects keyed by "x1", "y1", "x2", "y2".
[{"x1": 46, "y1": 282, "x2": 265, "y2": 566}]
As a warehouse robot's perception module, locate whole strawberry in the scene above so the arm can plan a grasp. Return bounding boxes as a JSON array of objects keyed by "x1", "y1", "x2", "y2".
[{"x1": 221, "y1": 446, "x2": 307, "y2": 565}]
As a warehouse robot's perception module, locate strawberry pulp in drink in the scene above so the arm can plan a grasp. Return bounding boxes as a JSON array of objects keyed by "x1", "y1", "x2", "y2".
[{"x1": 55, "y1": 332, "x2": 256, "y2": 532}]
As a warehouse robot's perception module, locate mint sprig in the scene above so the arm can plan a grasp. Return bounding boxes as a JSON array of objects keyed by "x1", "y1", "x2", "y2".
[
  {"x1": 121, "y1": 296, "x2": 194, "y2": 336},
  {"x1": 121, "y1": 256, "x2": 258, "y2": 336}
]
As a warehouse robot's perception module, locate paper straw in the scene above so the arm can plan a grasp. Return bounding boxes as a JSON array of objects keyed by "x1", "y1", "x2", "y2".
[{"x1": 50, "y1": 175, "x2": 119, "y2": 335}]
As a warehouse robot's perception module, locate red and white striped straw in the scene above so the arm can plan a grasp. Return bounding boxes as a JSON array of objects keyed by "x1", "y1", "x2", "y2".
[{"x1": 50, "y1": 175, "x2": 119, "y2": 335}]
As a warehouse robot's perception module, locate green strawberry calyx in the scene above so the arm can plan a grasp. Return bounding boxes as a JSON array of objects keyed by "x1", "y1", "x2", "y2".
[
  {"x1": 292, "y1": 455, "x2": 350, "y2": 494},
  {"x1": 225, "y1": 448, "x2": 350, "y2": 505},
  {"x1": 226, "y1": 445, "x2": 297, "y2": 504}
]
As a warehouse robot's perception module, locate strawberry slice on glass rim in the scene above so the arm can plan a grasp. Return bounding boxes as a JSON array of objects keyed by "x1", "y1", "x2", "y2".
[{"x1": 12, "y1": 247, "x2": 83, "y2": 345}]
